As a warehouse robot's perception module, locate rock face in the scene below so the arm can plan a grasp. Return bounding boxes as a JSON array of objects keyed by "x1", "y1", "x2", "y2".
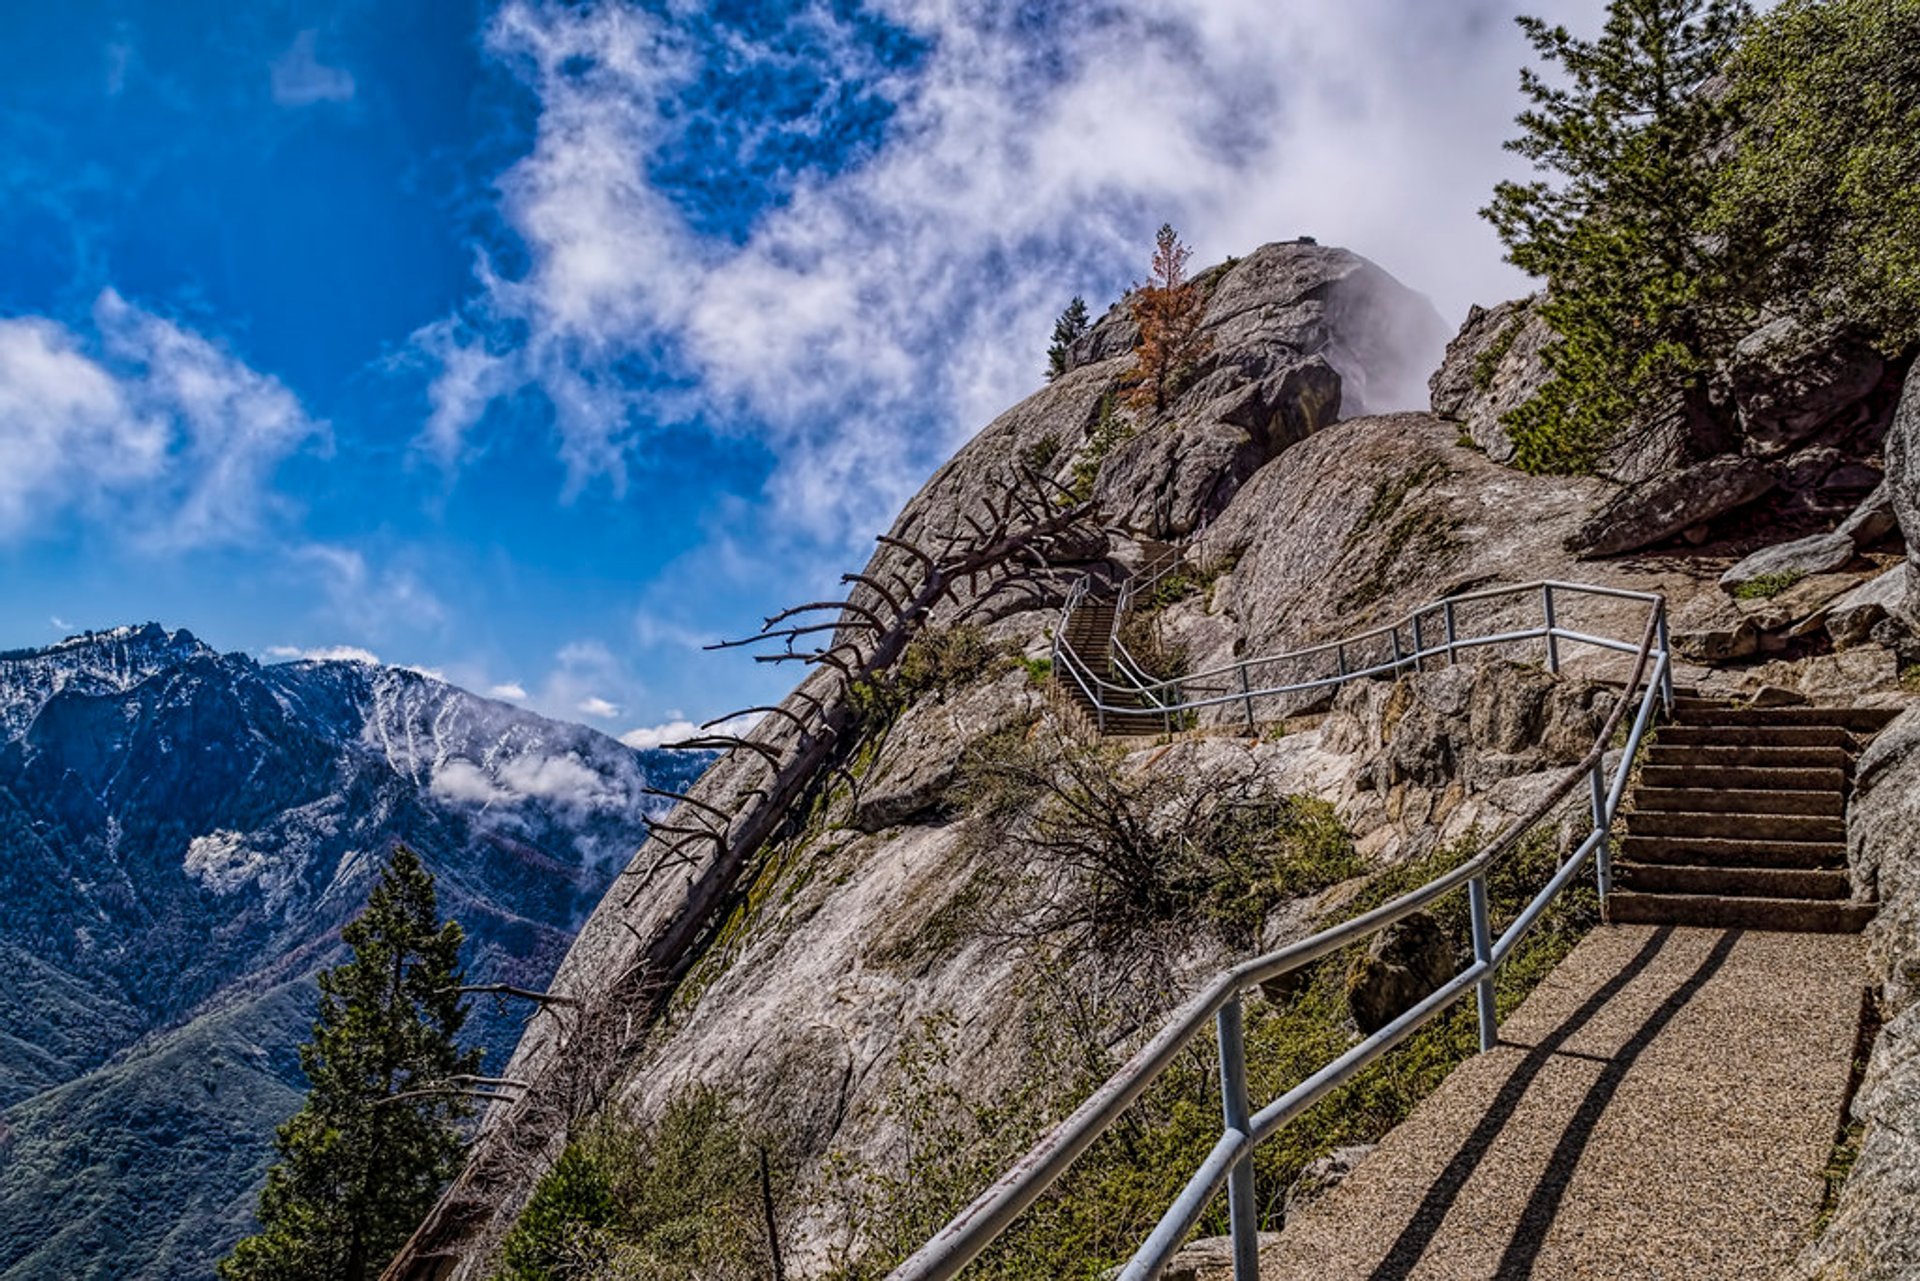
[
  {"x1": 1057, "y1": 242, "x2": 1446, "y2": 538},
  {"x1": 0, "y1": 628, "x2": 700, "y2": 1281},
  {"x1": 1427, "y1": 296, "x2": 1550, "y2": 463},
  {"x1": 1792, "y1": 710, "x2": 1920, "y2": 1280},
  {"x1": 1718, "y1": 483, "x2": 1897, "y2": 591},
  {"x1": 1884, "y1": 360, "x2": 1920, "y2": 619}
]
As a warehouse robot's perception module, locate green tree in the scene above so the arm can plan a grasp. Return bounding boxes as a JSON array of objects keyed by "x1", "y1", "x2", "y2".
[
  {"x1": 1713, "y1": 0, "x2": 1920, "y2": 351},
  {"x1": 219, "y1": 845, "x2": 481, "y2": 1281},
  {"x1": 1484, "y1": 0, "x2": 1751, "y2": 472},
  {"x1": 1126, "y1": 224, "x2": 1213, "y2": 413},
  {"x1": 1046, "y1": 295, "x2": 1090, "y2": 381}
]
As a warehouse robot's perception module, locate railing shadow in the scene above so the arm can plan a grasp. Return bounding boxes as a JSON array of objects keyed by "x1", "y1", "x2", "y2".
[{"x1": 1361, "y1": 926, "x2": 1740, "y2": 1280}]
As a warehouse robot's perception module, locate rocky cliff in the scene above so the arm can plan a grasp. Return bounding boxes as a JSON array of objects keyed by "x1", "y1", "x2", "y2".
[
  {"x1": 396, "y1": 241, "x2": 1920, "y2": 1280},
  {"x1": 0, "y1": 628, "x2": 703, "y2": 1280}
]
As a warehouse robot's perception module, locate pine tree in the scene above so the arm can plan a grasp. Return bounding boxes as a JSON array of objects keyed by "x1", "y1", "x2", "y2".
[
  {"x1": 1483, "y1": 0, "x2": 1751, "y2": 472},
  {"x1": 220, "y1": 845, "x2": 481, "y2": 1281},
  {"x1": 1125, "y1": 224, "x2": 1213, "y2": 413},
  {"x1": 1046, "y1": 295, "x2": 1090, "y2": 381},
  {"x1": 1713, "y1": 0, "x2": 1920, "y2": 351}
]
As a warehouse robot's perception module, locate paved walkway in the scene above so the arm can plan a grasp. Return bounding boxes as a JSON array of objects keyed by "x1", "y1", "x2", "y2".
[{"x1": 1257, "y1": 925, "x2": 1867, "y2": 1280}]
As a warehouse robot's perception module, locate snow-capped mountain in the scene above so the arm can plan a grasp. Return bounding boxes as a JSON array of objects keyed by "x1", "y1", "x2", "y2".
[{"x1": 0, "y1": 625, "x2": 711, "y2": 1280}]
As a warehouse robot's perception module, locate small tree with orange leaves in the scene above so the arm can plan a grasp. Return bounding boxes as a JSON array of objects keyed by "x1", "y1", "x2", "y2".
[{"x1": 1125, "y1": 224, "x2": 1212, "y2": 413}]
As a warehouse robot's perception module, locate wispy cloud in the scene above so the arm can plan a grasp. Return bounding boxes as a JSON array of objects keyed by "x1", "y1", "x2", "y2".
[
  {"x1": 270, "y1": 30, "x2": 355, "y2": 107},
  {"x1": 419, "y1": 0, "x2": 1571, "y2": 554},
  {"x1": 0, "y1": 290, "x2": 325, "y2": 545},
  {"x1": 576, "y1": 695, "x2": 620, "y2": 719},
  {"x1": 293, "y1": 543, "x2": 448, "y2": 637},
  {"x1": 488, "y1": 681, "x2": 529, "y2": 701}
]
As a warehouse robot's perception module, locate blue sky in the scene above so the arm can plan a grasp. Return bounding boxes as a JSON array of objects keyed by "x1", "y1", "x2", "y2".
[{"x1": 0, "y1": 0, "x2": 1581, "y2": 743}]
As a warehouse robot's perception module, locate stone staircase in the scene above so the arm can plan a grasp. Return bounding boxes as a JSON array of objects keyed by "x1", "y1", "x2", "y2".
[{"x1": 1609, "y1": 695, "x2": 1899, "y2": 933}]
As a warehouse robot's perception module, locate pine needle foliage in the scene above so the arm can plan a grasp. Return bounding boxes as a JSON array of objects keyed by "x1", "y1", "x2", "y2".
[
  {"x1": 1125, "y1": 224, "x2": 1213, "y2": 413},
  {"x1": 1483, "y1": 0, "x2": 1751, "y2": 473},
  {"x1": 218, "y1": 845, "x2": 480, "y2": 1281},
  {"x1": 1712, "y1": 0, "x2": 1920, "y2": 351}
]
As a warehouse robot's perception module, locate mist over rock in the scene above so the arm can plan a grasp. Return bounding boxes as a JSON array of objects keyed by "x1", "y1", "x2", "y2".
[{"x1": 0, "y1": 629, "x2": 704, "y2": 1280}]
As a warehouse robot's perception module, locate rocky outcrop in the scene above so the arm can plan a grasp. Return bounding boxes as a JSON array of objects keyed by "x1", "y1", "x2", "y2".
[
  {"x1": 1728, "y1": 317, "x2": 1886, "y2": 455},
  {"x1": 1427, "y1": 296, "x2": 1550, "y2": 463},
  {"x1": 1718, "y1": 484, "x2": 1897, "y2": 591},
  {"x1": 1793, "y1": 710, "x2": 1920, "y2": 1280},
  {"x1": 1347, "y1": 911, "x2": 1453, "y2": 1033},
  {"x1": 1568, "y1": 456, "x2": 1776, "y2": 558}
]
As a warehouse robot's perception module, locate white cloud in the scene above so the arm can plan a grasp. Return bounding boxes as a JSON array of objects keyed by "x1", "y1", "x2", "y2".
[
  {"x1": 422, "y1": 0, "x2": 1587, "y2": 550},
  {"x1": 265, "y1": 644, "x2": 382, "y2": 665},
  {"x1": 271, "y1": 30, "x2": 355, "y2": 106},
  {"x1": 619, "y1": 711, "x2": 759, "y2": 751},
  {"x1": 50, "y1": 615, "x2": 72, "y2": 631},
  {"x1": 0, "y1": 290, "x2": 324, "y2": 545},
  {"x1": 488, "y1": 681, "x2": 529, "y2": 701},
  {"x1": 576, "y1": 695, "x2": 620, "y2": 719},
  {"x1": 431, "y1": 750, "x2": 633, "y2": 813}
]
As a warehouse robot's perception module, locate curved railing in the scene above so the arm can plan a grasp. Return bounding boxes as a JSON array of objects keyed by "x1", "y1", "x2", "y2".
[{"x1": 898, "y1": 578, "x2": 1672, "y2": 1281}]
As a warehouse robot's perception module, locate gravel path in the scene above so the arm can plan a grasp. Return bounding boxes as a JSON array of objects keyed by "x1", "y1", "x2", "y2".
[{"x1": 1256, "y1": 924, "x2": 1867, "y2": 1280}]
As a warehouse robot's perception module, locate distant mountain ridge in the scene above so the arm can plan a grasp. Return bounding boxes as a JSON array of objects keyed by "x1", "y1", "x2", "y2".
[{"x1": 0, "y1": 624, "x2": 707, "y2": 1279}]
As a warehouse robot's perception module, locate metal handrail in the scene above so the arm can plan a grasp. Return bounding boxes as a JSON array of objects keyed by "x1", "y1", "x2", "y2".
[{"x1": 901, "y1": 581, "x2": 1671, "y2": 1281}]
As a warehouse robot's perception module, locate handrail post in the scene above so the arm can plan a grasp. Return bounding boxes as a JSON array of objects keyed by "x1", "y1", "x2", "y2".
[
  {"x1": 1655, "y1": 600, "x2": 1673, "y2": 711},
  {"x1": 1336, "y1": 641, "x2": 1347, "y2": 679},
  {"x1": 1217, "y1": 998, "x2": 1259, "y2": 1281},
  {"x1": 1542, "y1": 585, "x2": 1560, "y2": 673},
  {"x1": 1590, "y1": 761, "x2": 1611, "y2": 898},
  {"x1": 1238, "y1": 665, "x2": 1254, "y2": 731},
  {"x1": 1390, "y1": 629, "x2": 1404, "y2": 673},
  {"x1": 1443, "y1": 599, "x2": 1458, "y2": 665},
  {"x1": 1468, "y1": 875, "x2": 1497, "y2": 1053},
  {"x1": 1411, "y1": 613, "x2": 1425, "y2": 672}
]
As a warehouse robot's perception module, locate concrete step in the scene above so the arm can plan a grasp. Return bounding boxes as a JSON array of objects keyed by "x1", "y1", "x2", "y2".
[
  {"x1": 1659, "y1": 725, "x2": 1857, "y2": 750},
  {"x1": 1632, "y1": 787, "x2": 1842, "y2": 818},
  {"x1": 1607, "y1": 891, "x2": 1874, "y2": 933},
  {"x1": 1673, "y1": 705, "x2": 1900, "y2": 733},
  {"x1": 1615, "y1": 861, "x2": 1851, "y2": 900},
  {"x1": 1638, "y1": 764, "x2": 1847, "y2": 793},
  {"x1": 1626, "y1": 810, "x2": 1846, "y2": 843},
  {"x1": 1644, "y1": 744, "x2": 1854, "y2": 772},
  {"x1": 1619, "y1": 834, "x2": 1846, "y2": 870}
]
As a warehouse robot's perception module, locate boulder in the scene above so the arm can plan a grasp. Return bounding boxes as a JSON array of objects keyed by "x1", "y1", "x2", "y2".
[
  {"x1": 1427, "y1": 296, "x2": 1551, "y2": 462},
  {"x1": 1828, "y1": 570, "x2": 1909, "y2": 649},
  {"x1": 1718, "y1": 531, "x2": 1856, "y2": 592},
  {"x1": 1347, "y1": 911, "x2": 1454, "y2": 1034},
  {"x1": 1727, "y1": 316, "x2": 1885, "y2": 453},
  {"x1": 1568, "y1": 456, "x2": 1776, "y2": 558}
]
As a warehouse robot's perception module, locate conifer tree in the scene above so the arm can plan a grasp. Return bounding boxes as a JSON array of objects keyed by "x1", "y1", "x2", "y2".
[
  {"x1": 220, "y1": 845, "x2": 481, "y2": 1281},
  {"x1": 1046, "y1": 295, "x2": 1090, "y2": 381},
  {"x1": 1483, "y1": 0, "x2": 1750, "y2": 472},
  {"x1": 1126, "y1": 224, "x2": 1213, "y2": 413}
]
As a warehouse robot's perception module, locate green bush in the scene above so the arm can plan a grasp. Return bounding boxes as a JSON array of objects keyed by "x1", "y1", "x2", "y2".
[
  {"x1": 1730, "y1": 569, "x2": 1807, "y2": 601},
  {"x1": 493, "y1": 1086, "x2": 782, "y2": 1281}
]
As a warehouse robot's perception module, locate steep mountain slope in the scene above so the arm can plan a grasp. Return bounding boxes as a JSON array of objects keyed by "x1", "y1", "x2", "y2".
[
  {"x1": 395, "y1": 234, "x2": 1920, "y2": 1279},
  {"x1": 0, "y1": 625, "x2": 705, "y2": 1280}
]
